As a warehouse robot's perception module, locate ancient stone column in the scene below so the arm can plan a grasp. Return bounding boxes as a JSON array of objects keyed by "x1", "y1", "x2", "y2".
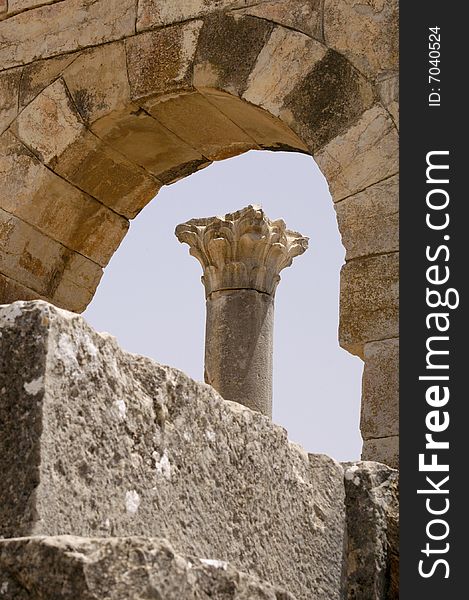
[{"x1": 175, "y1": 205, "x2": 308, "y2": 418}]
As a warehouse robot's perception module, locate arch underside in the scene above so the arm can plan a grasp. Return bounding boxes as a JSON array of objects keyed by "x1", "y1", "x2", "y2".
[{"x1": 0, "y1": 0, "x2": 399, "y2": 466}]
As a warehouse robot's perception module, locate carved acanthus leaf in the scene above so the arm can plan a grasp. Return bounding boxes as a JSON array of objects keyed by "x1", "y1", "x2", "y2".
[{"x1": 175, "y1": 205, "x2": 308, "y2": 296}]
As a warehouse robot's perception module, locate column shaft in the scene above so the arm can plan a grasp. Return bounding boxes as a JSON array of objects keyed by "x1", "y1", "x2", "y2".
[{"x1": 205, "y1": 289, "x2": 274, "y2": 416}]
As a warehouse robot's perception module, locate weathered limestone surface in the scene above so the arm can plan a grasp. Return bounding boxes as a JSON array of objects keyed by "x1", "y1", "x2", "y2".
[
  {"x1": 243, "y1": 27, "x2": 328, "y2": 117},
  {"x1": 335, "y1": 174, "x2": 399, "y2": 260},
  {"x1": 0, "y1": 211, "x2": 103, "y2": 310},
  {"x1": 314, "y1": 105, "x2": 399, "y2": 202},
  {"x1": 234, "y1": 0, "x2": 324, "y2": 40},
  {"x1": 361, "y1": 338, "x2": 399, "y2": 440},
  {"x1": 343, "y1": 462, "x2": 399, "y2": 600},
  {"x1": 126, "y1": 22, "x2": 203, "y2": 101},
  {"x1": 0, "y1": 130, "x2": 129, "y2": 266},
  {"x1": 205, "y1": 289, "x2": 274, "y2": 416},
  {"x1": 339, "y1": 253, "x2": 399, "y2": 357},
  {"x1": 137, "y1": 0, "x2": 262, "y2": 31},
  {"x1": 0, "y1": 0, "x2": 136, "y2": 69},
  {"x1": 324, "y1": 0, "x2": 399, "y2": 76},
  {"x1": 0, "y1": 300, "x2": 346, "y2": 600},
  {"x1": 194, "y1": 13, "x2": 275, "y2": 96},
  {"x1": 362, "y1": 437, "x2": 399, "y2": 470},
  {"x1": 146, "y1": 92, "x2": 257, "y2": 161},
  {"x1": 0, "y1": 536, "x2": 296, "y2": 600}
]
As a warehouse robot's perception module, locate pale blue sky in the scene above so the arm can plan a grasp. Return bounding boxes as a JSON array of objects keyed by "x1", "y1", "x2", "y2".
[{"x1": 84, "y1": 150, "x2": 363, "y2": 461}]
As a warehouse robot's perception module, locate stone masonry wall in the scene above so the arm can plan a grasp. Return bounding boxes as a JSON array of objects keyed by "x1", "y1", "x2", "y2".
[
  {"x1": 0, "y1": 300, "x2": 398, "y2": 599},
  {"x1": 0, "y1": 1, "x2": 399, "y2": 465}
]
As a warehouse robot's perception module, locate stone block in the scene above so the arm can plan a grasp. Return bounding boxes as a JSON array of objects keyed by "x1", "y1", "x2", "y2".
[
  {"x1": 234, "y1": 0, "x2": 324, "y2": 40},
  {"x1": 194, "y1": 13, "x2": 275, "y2": 97},
  {"x1": 0, "y1": 130, "x2": 129, "y2": 266},
  {"x1": 343, "y1": 462, "x2": 399, "y2": 599},
  {"x1": 339, "y1": 253, "x2": 398, "y2": 356},
  {"x1": 0, "y1": 300, "x2": 347, "y2": 600},
  {"x1": 199, "y1": 88, "x2": 309, "y2": 152},
  {"x1": 0, "y1": 273, "x2": 42, "y2": 305},
  {"x1": 6, "y1": 0, "x2": 62, "y2": 12},
  {"x1": 315, "y1": 105, "x2": 399, "y2": 202},
  {"x1": 0, "y1": 67, "x2": 21, "y2": 134},
  {"x1": 362, "y1": 437, "x2": 399, "y2": 470},
  {"x1": 0, "y1": 536, "x2": 296, "y2": 600},
  {"x1": 126, "y1": 22, "x2": 203, "y2": 101},
  {"x1": 377, "y1": 73, "x2": 399, "y2": 128},
  {"x1": 19, "y1": 54, "x2": 78, "y2": 109},
  {"x1": 62, "y1": 42, "x2": 131, "y2": 125},
  {"x1": 361, "y1": 338, "x2": 399, "y2": 440},
  {"x1": 279, "y1": 48, "x2": 375, "y2": 150},
  {"x1": 91, "y1": 106, "x2": 208, "y2": 185},
  {"x1": 335, "y1": 174, "x2": 398, "y2": 260},
  {"x1": 137, "y1": 0, "x2": 259, "y2": 31},
  {"x1": 12, "y1": 78, "x2": 84, "y2": 166},
  {"x1": 146, "y1": 92, "x2": 257, "y2": 160},
  {"x1": 243, "y1": 26, "x2": 327, "y2": 117},
  {"x1": 51, "y1": 129, "x2": 160, "y2": 220},
  {"x1": 324, "y1": 0, "x2": 398, "y2": 76},
  {"x1": 0, "y1": 212, "x2": 102, "y2": 309},
  {"x1": 0, "y1": 0, "x2": 136, "y2": 69},
  {"x1": 51, "y1": 252, "x2": 103, "y2": 313}
]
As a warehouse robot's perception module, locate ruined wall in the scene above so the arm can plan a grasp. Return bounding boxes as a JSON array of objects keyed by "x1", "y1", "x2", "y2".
[
  {"x1": 0, "y1": 0, "x2": 399, "y2": 465},
  {"x1": 0, "y1": 300, "x2": 399, "y2": 599}
]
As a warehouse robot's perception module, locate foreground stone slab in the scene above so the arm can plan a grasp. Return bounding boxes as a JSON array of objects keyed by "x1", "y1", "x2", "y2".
[
  {"x1": 0, "y1": 301, "x2": 345, "y2": 600},
  {"x1": 0, "y1": 536, "x2": 296, "y2": 600},
  {"x1": 343, "y1": 462, "x2": 399, "y2": 600}
]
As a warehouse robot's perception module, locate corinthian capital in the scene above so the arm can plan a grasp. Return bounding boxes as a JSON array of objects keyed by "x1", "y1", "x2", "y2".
[{"x1": 175, "y1": 205, "x2": 308, "y2": 296}]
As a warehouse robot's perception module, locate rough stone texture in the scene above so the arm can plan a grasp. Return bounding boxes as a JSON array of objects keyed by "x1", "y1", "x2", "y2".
[
  {"x1": 0, "y1": 212, "x2": 102, "y2": 310},
  {"x1": 362, "y1": 437, "x2": 399, "y2": 471},
  {"x1": 205, "y1": 289, "x2": 274, "y2": 416},
  {"x1": 19, "y1": 54, "x2": 78, "y2": 109},
  {"x1": 0, "y1": 67, "x2": 21, "y2": 134},
  {"x1": 0, "y1": 300, "x2": 347, "y2": 600},
  {"x1": 339, "y1": 253, "x2": 398, "y2": 357},
  {"x1": 199, "y1": 89, "x2": 309, "y2": 152},
  {"x1": 62, "y1": 42, "x2": 130, "y2": 125},
  {"x1": 175, "y1": 205, "x2": 308, "y2": 296},
  {"x1": 377, "y1": 74, "x2": 399, "y2": 128},
  {"x1": 146, "y1": 92, "x2": 257, "y2": 161},
  {"x1": 243, "y1": 27, "x2": 327, "y2": 117},
  {"x1": 91, "y1": 106, "x2": 208, "y2": 186},
  {"x1": 335, "y1": 174, "x2": 398, "y2": 260},
  {"x1": 0, "y1": 536, "x2": 296, "y2": 600},
  {"x1": 0, "y1": 0, "x2": 136, "y2": 70},
  {"x1": 137, "y1": 0, "x2": 261, "y2": 30},
  {"x1": 234, "y1": 0, "x2": 324, "y2": 40},
  {"x1": 324, "y1": 0, "x2": 399, "y2": 76},
  {"x1": 315, "y1": 105, "x2": 398, "y2": 202},
  {"x1": 0, "y1": 273, "x2": 43, "y2": 305},
  {"x1": 361, "y1": 338, "x2": 399, "y2": 440},
  {"x1": 343, "y1": 462, "x2": 399, "y2": 600},
  {"x1": 12, "y1": 78, "x2": 84, "y2": 166},
  {"x1": 0, "y1": 130, "x2": 129, "y2": 266},
  {"x1": 126, "y1": 21, "x2": 203, "y2": 101},
  {"x1": 194, "y1": 14, "x2": 275, "y2": 97},
  {"x1": 281, "y1": 49, "x2": 375, "y2": 151},
  {"x1": 51, "y1": 130, "x2": 160, "y2": 220}
]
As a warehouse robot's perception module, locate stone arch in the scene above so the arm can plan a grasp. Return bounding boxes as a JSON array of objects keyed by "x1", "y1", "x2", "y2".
[{"x1": 0, "y1": 0, "x2": 399, "y2": 465}]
